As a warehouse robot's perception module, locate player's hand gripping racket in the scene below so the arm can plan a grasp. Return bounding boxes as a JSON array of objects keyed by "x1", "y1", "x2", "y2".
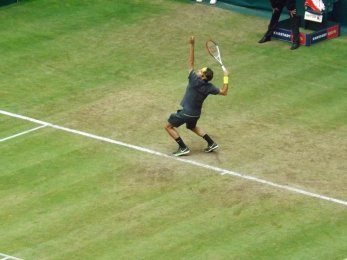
[{"x1": 206, "y1": 39, "x2": 227, "y2": 73}]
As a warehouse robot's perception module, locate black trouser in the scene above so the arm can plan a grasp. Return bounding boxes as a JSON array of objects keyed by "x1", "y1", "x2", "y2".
[{"x1": 265, "y1": 1, "x2": 300, "y2": 43}]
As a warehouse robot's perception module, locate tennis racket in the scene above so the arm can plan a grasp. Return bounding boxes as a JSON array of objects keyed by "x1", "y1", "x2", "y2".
[{"x1": 205, "y1": 39, "x2": 227, "y2": 72}]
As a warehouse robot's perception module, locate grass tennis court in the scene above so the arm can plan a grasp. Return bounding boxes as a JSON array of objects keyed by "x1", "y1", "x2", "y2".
[{"x1": 1, "y1": 0, "x2": 347, "y2": 259}]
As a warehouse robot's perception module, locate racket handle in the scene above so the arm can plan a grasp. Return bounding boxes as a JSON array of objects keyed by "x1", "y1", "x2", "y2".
[{"x1": 221, "y1": 65, "x2": 227, "y2": 72}]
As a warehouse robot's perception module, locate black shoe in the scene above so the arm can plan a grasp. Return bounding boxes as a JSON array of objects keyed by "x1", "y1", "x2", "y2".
[
  {"x1": 258, "y1": 35, "x2": 271, "y2": 43},
  {"x1": 290, "y1": 42, "x2": 300, "y2": 50},
  {"x1": 204, "y1": 143, "x2": 219, "y2": 153}
]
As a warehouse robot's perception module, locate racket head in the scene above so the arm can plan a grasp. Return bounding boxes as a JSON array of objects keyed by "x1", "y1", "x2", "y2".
[
  {"x1": 205, "y1": 39, "x2": 223, "y2": 66},
  {"x1": 205, "y1": 40, "x2": 219, "y2": 58}
]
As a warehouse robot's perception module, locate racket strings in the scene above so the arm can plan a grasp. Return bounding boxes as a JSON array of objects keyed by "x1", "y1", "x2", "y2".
[{"x1": 207, "y1": 44, "x2": 218, "y2": 57}]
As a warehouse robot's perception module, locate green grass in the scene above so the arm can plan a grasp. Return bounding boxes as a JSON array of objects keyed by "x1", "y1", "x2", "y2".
[{"x1": 1, "y1": 0, "x2": 347, "y2": 259}]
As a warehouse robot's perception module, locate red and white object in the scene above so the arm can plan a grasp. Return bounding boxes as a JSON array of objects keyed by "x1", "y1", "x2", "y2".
[{"x1": 305, "y1": 0, "x2": 325, "y2": 13}]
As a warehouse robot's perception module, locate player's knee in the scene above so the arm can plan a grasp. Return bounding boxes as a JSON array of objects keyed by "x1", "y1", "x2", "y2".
[{"x1": 165, "y1": 122, "x2": 173, "y2": 130}]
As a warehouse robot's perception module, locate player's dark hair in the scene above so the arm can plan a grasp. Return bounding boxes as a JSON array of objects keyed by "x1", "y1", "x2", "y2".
[{"x1": 204, "y1": 67, "x2": 214, "y2": 81}]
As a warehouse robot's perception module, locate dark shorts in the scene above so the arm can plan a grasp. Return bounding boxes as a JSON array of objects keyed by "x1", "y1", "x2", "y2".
[{"x1": 168, "y1": 110, "x2": 200, "y2": 130}]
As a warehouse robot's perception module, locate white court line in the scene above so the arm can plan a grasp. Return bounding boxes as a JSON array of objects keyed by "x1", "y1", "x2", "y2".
[
  {"x1": 0, "y1": 252, "x2": 23, "y2": 260},
  {"x1": 1, "y1": 109, "x2": 347, "y2": 207},
  {"x1": 0, "y1": 125, "x2": 47, "y2": 143}
]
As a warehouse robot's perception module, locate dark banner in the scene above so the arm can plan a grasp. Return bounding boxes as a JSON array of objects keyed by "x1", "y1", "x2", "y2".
[
  {"x1": 0, "y1": 0, "x2": 17, "y2": 7},
  {"x1": 220, "y1": 0, "x2": 270, "y2": 10}
]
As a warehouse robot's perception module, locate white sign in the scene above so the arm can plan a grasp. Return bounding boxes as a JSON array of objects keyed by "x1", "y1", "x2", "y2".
[{"x1": 304, "y1": 11, "x2": 323, "y2": 23}]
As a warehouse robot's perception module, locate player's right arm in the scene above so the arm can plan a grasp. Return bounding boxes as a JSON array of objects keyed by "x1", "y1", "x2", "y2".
[{"x1": 219, "y1": 67, "x2": 229, "y2": 96}]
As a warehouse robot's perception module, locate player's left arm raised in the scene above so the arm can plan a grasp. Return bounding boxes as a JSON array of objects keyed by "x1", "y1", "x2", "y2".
[{"x1": 188, "y1": 36, "x2": 195, "y2": 73}]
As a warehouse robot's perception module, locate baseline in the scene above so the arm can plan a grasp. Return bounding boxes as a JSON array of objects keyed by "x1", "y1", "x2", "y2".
[{"x1": 1, "y1": 109, "x2": 347, "y2": 207}]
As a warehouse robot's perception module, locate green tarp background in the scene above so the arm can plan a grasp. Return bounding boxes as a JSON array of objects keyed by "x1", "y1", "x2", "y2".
[
  {"x1": 332, "y1": 0, "x2": 347, "y2": 26},
  {"x1": 220, "y1": 0, "x2": 347, "y2": 26},
  {"x1": 0, "y1": 0, "x2": 17, "y2": 6}
]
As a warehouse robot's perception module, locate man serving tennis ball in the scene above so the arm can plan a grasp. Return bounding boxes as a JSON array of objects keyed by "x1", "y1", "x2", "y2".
[{"x1": 165, "y1": 36, "x2": 229, "y2": 157}]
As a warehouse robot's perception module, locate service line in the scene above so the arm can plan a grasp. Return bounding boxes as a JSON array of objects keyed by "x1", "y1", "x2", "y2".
[
  {"x1": 0, "y1": 252, "x2": 23, "y2": 260},
  {"x1": 0, "y1": 125, "x2": 47, "y2": 143}
]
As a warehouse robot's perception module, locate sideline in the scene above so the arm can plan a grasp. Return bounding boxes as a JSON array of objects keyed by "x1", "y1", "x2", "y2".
[{"x1": 1, "y1": 109, "x2": 347, "y2": 207}]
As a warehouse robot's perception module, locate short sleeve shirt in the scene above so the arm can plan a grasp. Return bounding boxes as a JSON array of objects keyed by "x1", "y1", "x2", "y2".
[{"x1": 180, "y1": 70, "x2": 220, "y2": 116}]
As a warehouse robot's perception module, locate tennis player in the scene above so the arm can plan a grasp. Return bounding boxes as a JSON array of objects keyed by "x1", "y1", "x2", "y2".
[{"x1": 165, "y1": 36, "x2": 229, "y2": 156}]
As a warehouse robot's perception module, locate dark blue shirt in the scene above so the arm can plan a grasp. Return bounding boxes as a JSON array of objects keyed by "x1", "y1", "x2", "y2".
[{"x1": 180, "y1": 70, "x2": 220, "y2": 116}]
